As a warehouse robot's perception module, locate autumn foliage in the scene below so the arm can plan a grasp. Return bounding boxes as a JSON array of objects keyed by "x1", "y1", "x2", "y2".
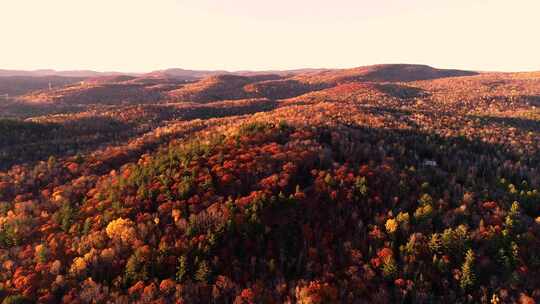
[{"x1": 1, "y1": 65, "x2": 540, "y2": 302}]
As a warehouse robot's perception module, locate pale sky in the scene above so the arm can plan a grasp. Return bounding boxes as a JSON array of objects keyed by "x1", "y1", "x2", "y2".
[{"x1": 1, "y1": 0, "x2": 539, "y2": 72}]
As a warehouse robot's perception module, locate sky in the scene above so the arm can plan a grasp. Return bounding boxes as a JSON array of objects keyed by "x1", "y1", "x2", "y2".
[{"x1": 1, "y1": 0, "x2": 539, "y2": 73}]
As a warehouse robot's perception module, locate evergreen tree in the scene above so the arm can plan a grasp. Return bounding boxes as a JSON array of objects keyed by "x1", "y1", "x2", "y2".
[
  {"x1": 460, "y1": 249, "x2": 475, "y2": 290},
  {"x1": 176, "y1": 255, "x2": 188, "y2": 282}
]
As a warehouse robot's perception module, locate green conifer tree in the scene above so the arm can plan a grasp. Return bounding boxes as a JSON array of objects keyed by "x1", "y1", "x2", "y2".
[{"x1": 460, "y1": 249, "x2": 475, "y2": 290}]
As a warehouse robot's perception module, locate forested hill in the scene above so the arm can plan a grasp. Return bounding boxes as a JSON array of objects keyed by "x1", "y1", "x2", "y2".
[{"x1": 1, "y1": 65, "x2": 540, "y2": 303}]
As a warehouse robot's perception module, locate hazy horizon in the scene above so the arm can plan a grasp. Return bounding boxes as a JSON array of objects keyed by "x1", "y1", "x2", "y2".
[
  {"x1": 0, "y1": 63, "x2": 522, "y2": 75},
  {"x1": 2, "y1": 0, "x2": 539, "y2": 73}
]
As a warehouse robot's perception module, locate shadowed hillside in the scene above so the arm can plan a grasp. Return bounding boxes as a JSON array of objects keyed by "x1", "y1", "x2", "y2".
[
  {"x1": 0, "y1": 76, "x2": 85, "y2": 97},
  {"x1": 167, "y1": 74, "x2": 282, "y2": 102}
]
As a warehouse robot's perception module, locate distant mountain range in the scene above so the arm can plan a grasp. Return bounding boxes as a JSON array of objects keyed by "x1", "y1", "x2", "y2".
[
  {"x1": 5, "y1": 64, "x2": 479, "y2": 104},
  {"x1": 0, "y1": 69, "x2": 129, "y2": 78},
  {"x1": 0, "y1": 67, "x2": 331, "y2": 97},
  {"x1": 0, "y1": 67, "x2": 330, "y2": 80}
]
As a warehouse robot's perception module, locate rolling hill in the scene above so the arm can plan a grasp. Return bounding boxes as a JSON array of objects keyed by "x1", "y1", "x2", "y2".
[
  {"x1": 0, "y1": 76, "x2": 85, "y2": 98},
  {"x1": 7, "y1": 64, "x2": 477, "y2": 105}
]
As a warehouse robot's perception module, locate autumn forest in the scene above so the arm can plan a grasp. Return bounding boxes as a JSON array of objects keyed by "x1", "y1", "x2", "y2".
[{"x1": 0, "y1": 64, "x2": 540, "y2": 303}]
